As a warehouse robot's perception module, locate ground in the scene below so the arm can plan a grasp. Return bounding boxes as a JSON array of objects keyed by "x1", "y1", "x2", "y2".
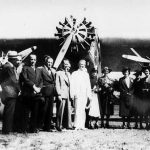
[
  {"x1": 0, "y1": 106, "x2": 150, "y2": 150},
  {"x1": 0, "y1": 128, "x2": 150, "y2": 150}
]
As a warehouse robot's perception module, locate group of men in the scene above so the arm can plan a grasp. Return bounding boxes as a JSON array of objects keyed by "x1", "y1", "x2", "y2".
[
  {"x1": 0, "y1": 51, "x2": 92, "y2": 134},
  {"x1": 1, "y1": 50, "x2": 150, "y2": 134}
]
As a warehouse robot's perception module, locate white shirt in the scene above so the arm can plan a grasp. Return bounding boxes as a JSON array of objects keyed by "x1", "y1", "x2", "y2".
[{"x1": 125, "y1": 77, "x2": 130, "y2": 88}]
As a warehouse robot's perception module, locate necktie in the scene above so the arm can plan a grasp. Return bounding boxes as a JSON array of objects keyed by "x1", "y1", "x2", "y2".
[
  {"x1": 65, "y1": 72, "x2": 70, "y2": 85},
  {"x1": 14, "y1": 67, "x2": 19, "y2": 81},
  {"x1": 48, "y1": 68, "x2": 52, "y2": 76}
]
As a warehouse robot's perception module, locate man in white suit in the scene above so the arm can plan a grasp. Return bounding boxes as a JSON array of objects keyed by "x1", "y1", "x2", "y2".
[{"x1": 71, "y1": 59, "x2": 92, "y2": 130}]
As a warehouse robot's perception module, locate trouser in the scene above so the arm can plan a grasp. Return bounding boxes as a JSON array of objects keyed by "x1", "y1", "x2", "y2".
[
  {"x1": 13, "y1": 96, "x2": 24, "y2": 132},
  {"x1": 2, "y1": 98, "x2": 16, "y2": 134},
  {"x1": 56, "y1": 98, "x2": 72, "y2": 129},
  {"x1": 122, "y1": 116, "x2": 131, "y2": 125},
  {"x1": 22, "y1": 96, "x2": 41, "y2": 132},
  {"x1": 38, "y1": 96, "x2": 54, "y2": 130}
]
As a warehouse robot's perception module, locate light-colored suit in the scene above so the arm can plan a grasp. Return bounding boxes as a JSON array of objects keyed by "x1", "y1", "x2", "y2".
[
  {"x1": 71, "y1": 70, "x2": 91, "y2": 129},
  {"x1": 56, "y1": 70, "x2": 71, "y2": 99},
  {"x1": 55, "y1": 70, "x2": 72, "y2": 129}
]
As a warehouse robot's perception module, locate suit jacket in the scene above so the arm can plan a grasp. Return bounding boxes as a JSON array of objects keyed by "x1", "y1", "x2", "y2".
[
  {"x1": 40, "y1": 66, "x2": 56, "y2": 96},
  {"x1": 55, "y1": 70, "x2": 71, "y2": 99},
  {"x1": 20, "y1": 65, "x2": 43, "y2": 97},
  {"x1": 0, "y1": 62, "x2": 20, "y2": 100}
]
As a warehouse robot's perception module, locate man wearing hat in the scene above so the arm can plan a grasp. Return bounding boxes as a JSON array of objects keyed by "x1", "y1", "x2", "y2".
[
  {"x1": 98, "y1": 66, "x2": 115, "y2": 128},
  {"x1": 0, "y1": 51, "x2": 22, "y2": 134},
  {"x1": 119, "y1": 67, "x2": 134, "y2": 129}
]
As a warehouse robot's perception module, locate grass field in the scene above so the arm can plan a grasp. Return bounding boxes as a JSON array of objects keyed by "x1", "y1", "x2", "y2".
[
  {"x1": 0, "y1": 105, "x2": 149, "y2": 150},
  {"x1": 0, "y1": 128, "x2": 150, "y2": 150}
]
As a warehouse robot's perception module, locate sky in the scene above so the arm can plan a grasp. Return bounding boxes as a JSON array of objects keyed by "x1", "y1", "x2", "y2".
[{"x1": 0, "y1": 0, "x2": 150, "y2": 39}]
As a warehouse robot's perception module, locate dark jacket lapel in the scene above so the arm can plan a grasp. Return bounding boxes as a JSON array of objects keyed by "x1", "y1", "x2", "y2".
[
  {"x1": 35, "y1": 67, "x2": 40, "y2": 81},
  {"x1": 43, "y1": 66, "x2": 55, "y2": 81},
  {"x1": 122, "y1": 77, "x2": 129, "y2": 90},
  {"x1": 122, "y1": 77, "x2": 133, "y2": 90},
  {"x1": 129, "y1": 77, "x2": 133, "y2": 89}
]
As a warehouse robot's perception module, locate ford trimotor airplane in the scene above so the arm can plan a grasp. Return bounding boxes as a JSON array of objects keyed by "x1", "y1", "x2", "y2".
[{"x1": 122, "y1": 48, "x2": 150, "y2": 64}]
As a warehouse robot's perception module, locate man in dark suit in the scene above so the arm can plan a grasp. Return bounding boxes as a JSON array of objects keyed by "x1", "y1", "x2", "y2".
[
  {"x1": 0, "y1": 51, "x2": 22, "y2": 134},
  {"x1": 55, "y1": 59, "x2": 73, "y2": 131},
  {"x1": 119, "y1": 67, "x2": 134, "y2": 129},
  {"x1": 20, "y1": 54, "x2": 43, "y2": 133},
  {"x1": 39, "y1": 56, "x2": 56, "y2": 132}
]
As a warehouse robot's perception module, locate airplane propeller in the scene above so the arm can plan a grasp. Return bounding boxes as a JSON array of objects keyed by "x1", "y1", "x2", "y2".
[{"x1": 54, "y1": 15, "x2": 96, "y2": 69}]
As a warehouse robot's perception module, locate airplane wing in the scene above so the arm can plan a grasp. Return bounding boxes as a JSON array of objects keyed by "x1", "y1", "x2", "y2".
[{"x1": 122, "y1": 54, "x2": 150, "y2": 63}]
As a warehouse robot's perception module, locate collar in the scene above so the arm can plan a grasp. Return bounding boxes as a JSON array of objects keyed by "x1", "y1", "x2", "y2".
[
  {"x1": 125, "y1": 76, "x2": 130, "y2": 80},
  {"x1": 44, "y1": 65, "x2": 50, "y2": 71},
  {"x1": 31, "y1": 65, "x2": 36, "y2": 71}
]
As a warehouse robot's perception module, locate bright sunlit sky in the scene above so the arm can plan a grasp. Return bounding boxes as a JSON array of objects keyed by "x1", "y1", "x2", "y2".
[{"x1": 0, "y1": 0, "x2": 150, "y2": 39}]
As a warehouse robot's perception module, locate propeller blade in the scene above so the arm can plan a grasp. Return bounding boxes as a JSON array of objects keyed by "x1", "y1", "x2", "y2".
[{"x1": 53, "y1": 33, "x2": 73, "y2": 69}]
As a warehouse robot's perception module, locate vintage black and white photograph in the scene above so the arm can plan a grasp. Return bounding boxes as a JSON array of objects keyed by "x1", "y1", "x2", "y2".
[{"x1": 0, "y1": 0, "x2": 150, "y2": 149}]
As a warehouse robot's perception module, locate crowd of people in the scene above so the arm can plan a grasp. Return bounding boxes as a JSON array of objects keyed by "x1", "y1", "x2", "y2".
[{"x1": 0, "y1": 50, "x2": 150, "y2": 134}]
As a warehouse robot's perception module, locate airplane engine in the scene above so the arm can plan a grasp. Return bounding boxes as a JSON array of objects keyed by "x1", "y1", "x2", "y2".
[
  {"x1": 54, "y1": 16, "x2": 100, "y2": 70},
  {"x1": 55, "y1": 15, "x2": 96, "y2": 52}
]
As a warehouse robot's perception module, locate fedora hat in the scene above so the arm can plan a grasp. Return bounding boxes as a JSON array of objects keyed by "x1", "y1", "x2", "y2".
[
  {"x1": 102, "y1": 66, "x2": 112, "y2": 73},
  {"x1": 7, "y1": 51, "x2": 19, "y2": 58},
  {"x1": 133, "y1": 70, "x2": 142, "y2": 76},
  {"x1": 122, "y1": 67, "x2": 131, "y2": 74}
]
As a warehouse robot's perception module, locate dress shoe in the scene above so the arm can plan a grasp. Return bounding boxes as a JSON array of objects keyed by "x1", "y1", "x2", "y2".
[
  {"x1": 30, "y1": 128, "x2": 39, "y2": 133},
  {"x1": 44, "y1": 129, "x2": 53, "y2": 132},
  {"x1": 105, "y1": 123, "x2": 110, "y2": 128},
  {"x1": 101, "y1": 123, "x2": 104, "y2": 128},
  {"x1": 121, "y1": 124, "x2": 126, "y2": 129},
  {"x1": 2, "y1": 131, "x2": 10, "y2": 135},
  {"x1": 56, "y1": 127, "x2": 62, "y2": 132},
  {"x1": 146, "y1": 124, "x2": 150, "y2": 130},
  {"x1": 127, "y1": 124, "x2": 131, "y2": 129},
  {"x1": 133, "y1": 124, "x2": 138, "y2": 129},
  {"x1": 140, "y1": 125, "x2": 144, "y2": 129}
]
